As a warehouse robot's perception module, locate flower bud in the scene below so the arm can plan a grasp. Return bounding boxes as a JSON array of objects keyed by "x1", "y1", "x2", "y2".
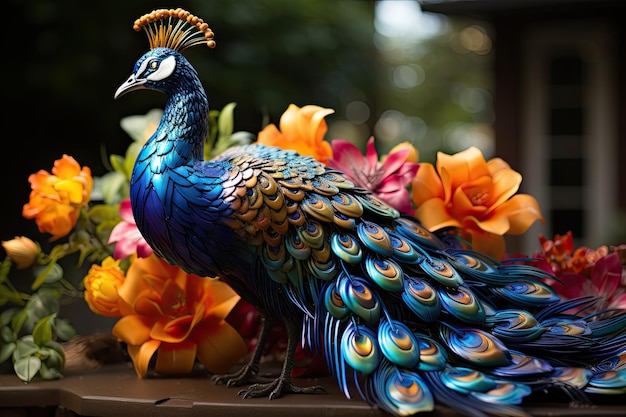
[{"x1": 1, "y1": 236, "x2": 39, "y2": 269}]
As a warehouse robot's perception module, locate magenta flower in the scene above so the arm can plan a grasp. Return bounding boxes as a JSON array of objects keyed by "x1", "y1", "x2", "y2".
[
  {"x1": 327, "y1": 137, "x2": 419, "y2": 214},
  {"x1": 108, "y1": 199, "x2": 153, "y2": 259}
]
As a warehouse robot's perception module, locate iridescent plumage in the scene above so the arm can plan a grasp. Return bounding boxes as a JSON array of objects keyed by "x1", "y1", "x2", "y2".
[{"x1": 115, "y1": 9, "x2": 626, "y2": 417}]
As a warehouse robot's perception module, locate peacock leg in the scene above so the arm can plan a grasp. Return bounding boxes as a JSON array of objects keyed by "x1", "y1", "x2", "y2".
[
  {"x1": 238, "y1": 319, "x2": 326, "y2": 400},
  {"x1": 211, "y1": 314, "x2": 273, "y2": 387}
]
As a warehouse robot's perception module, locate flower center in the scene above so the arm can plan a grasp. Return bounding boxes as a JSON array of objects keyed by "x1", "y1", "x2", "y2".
[
  {"x1": 164, "y1": 288, "x2": 188, "y2": 316},
  {"x1": 470, "y1": 191, "x2": 489, "y2": 206}
]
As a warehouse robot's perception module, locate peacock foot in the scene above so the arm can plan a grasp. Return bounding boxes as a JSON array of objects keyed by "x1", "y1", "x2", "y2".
[
  {"x1": 211, "y1": 364, "x2": 272, "y2": 388},
  {"x1": 238, "y1": 376, "x2": 327, "y2": 400}
]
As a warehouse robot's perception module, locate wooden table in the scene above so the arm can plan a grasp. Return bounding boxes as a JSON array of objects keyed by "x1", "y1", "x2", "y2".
[{"x1": 0, "y1": 364, "x2": 624, "y2": 416}]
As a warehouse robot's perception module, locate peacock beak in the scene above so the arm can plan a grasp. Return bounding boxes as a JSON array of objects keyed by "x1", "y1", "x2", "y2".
[{"x1": 114, "y1": 74, "x2": 147, "y2": 99}]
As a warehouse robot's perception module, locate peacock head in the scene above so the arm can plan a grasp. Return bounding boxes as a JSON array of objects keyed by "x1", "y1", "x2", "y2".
[{"x1": 114, "y1": 8, "x2": 215, "y2": 99}]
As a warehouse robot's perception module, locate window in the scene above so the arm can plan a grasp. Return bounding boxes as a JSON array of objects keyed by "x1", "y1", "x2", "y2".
[{"x1": 521, "y1": 21, "x2": 617, "y2": 251}]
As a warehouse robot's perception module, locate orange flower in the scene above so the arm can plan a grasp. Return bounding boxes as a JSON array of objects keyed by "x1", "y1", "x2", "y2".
[
  {"x1": 256, "y1": 104, "x2": 334, "y2": 164},
  {"x1": 22, "y1": 155, "x2": 93, "y2": 240},
  {"x1": 83, "y1": 257, "x2": 127, "y2": 317},
  {"x1": 1, "y1": 236, "x2": 39, "y2": 269},
  {"x1": 412, "y1": 146, "x2": 543, "y2": 260},
  {"x1": 112, "y1": 254, "x2": 247, "y2": 377}
]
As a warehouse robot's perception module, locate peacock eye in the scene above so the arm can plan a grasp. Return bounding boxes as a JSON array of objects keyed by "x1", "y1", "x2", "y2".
[{"x1": 150, "y1": 61, "x2": 158, "y2": 69}]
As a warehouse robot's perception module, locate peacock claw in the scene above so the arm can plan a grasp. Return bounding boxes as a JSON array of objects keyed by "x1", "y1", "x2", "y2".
[
  {"x1": 238, "y1": 377, "x2": 326, "y2": 400},
  {"x1": 211, "y1": 364, "x2": 272, "y2": 387}
]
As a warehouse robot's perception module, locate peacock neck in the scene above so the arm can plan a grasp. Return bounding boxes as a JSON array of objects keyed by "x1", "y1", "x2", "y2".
[{"x1": 151, "y1": 75, "x2": 209, "y2": 168}]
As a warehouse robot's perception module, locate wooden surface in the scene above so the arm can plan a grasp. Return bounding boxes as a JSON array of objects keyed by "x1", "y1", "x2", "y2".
[{"x1": 0, "y1": 364, "x2": 624, "y2": 416}]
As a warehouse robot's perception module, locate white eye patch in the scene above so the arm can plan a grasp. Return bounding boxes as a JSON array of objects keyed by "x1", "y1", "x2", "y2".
[{"x1": 147, "y1": 55, "x2": 176, "y2": 81}]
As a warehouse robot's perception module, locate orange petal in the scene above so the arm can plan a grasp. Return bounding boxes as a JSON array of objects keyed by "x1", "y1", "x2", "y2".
[
  {"x1": 492, "y1": 194, "x2": 544, "y2": 235},
  {"x1": 112, "y1": 315, "x2": 153, "y2": 345},
  {"x1": 487, "y1": 167, "x2": 522, "y2": 211},
  {"x1": 256, "y1": 123, "x2": 282, "y2": 146},
  {"x1": 277, "y1": 103, "x2": 301, "y2": 139},
  {"x1": 464, "y1": 212, "x2": 511, "y2": 236},
  {"x1": 453, "y1": 179, "x2": 492, "y2": 216},
  {"x1": 468, "y1": 230, "x2": 506, "y2": 261},
  {"x1": 302, "y1": 105, "x2": 334, "y2": 144},
  {"x1": 118, "y1": 255, "x2": 169, "y2": 305},
  {"x1": 414, "y1": 199, "x2": 461, "y2": 231},
  {"x1": 126, "y1": 339, "x2": 161, "y2": 378},
  {"x1": 437, "y1": 147, "x2": 489, "y2": 191},
  {"x1": 486, "y1": 157, "x2": 512, "y2": 175},
  {"x1": 154, "y1": 342, "x2": 198, "y2": 375},
  {"x1": 411, "y1": 163, "x2": 444, "y2": 206},
  {"x1": 194, "y1": 321, "x2": 249, "y2": 374},
  {"x1": 54, "y1": 179, "x2": 85, "y2": 204},
  {"x1": 151, "y1": 305, "x2": 205, "y2": 344},
  {"x1": 204, "y1": 281, "x2": 242, "y2": 319},
  {"x1": 133, "y1": 291, "x2": 165, "y2": 316},
  {"x1": 52, "y1": 155, "x2": 81, "y2": 178}
]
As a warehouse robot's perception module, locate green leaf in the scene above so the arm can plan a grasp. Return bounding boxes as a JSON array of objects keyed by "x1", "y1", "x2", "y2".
[
  {"x1": 10, "y1": 308, "x2": 28, "y2": 334},
  {"x1": 33, "y1": 314, "x2": 56, "y2": 346},
  {"x1": 25, "y1": 292, "x2": 60, "y2": 324},
  {"x1": 213, "y1": 131, "x2": 254, "y2": 155},
  {"x1": 0, "y1": 283, "x2": 25, "y2": 306},
  {"x1": 120, "y1": 108, "x2": 162, "y2": 142},
  {"x1": 53, "y1": 318, "x2": 76, "y2": 342},
  {"x1": 14, "y1": 336, "x2": 38, "y2": 359},
  {"x1": 43, "y1": 344, "x2": 65, "y2": 369},
  {"x1": 1, "y1": 308, "x2": 20, "y2": 327},
  {"x1": 31, "y1": 261, "x2": 63, "y2": 290},
  {"x1": 39, "y1": 362, "x2": 63, "y2": 380},
  {"x1": 1, "y1": 325, "x2": 16, "y2": 343},
  {"x1": 123, "y1": 142, "x2": 142, "y2": 179},
  {"x1": 14, "y1": 356, "x2": 41, "y2": 382},
  {"x1": 109, "y1": 154, "x2": 126, "y2": 176},
  {"x1": 88, "y1": 203, "x2": 121, "y2": 223},
  {"x1": 0, "y1": 258, "x2": 12, "y2": 284},
  {"x1": 0, "y1": 341, "x2": 16, "y2": 364},
  {"x1": 43, "y1": 263, "x2": 64, "y2": 285},
  {"x1": 45, "y1": 340, "x2": 65, "y2": 358},
  {"x1": 217, "y1": 102, "x2": 237, "y2": 140},
  {"x1": 47, "y1": 243, "x2": 73, "y2": 262},
  {"x1": 97, "y1": 172, "x2": 127, "y2": 206}
]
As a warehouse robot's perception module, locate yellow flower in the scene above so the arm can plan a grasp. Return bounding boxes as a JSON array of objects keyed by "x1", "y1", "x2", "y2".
[
  {"x1": 412, "y1": 146, "x2": 543, "y2": 260},
  {"x1": 112, "y1": 254, "x2": 247, "y2": 377},
  {"x1": 256, "y1": 104, "x2": 334, "y2": 164},
  {"x1": 1, "y1": 236, "x2": 39, "y2": 269},
  {"x1": 22, "y1": 155, "x2": 93, "y2": 241},
  {"x1": 83, "y1": 257, "x2": 127, "y2": 317}
]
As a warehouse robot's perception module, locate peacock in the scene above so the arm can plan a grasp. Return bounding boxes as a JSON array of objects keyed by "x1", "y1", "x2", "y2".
[{"x1": 114, "y1": 8, "x2": 626, "y2": 417}]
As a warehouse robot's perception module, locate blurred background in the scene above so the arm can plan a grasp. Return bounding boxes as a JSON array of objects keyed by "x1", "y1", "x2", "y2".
[{"x1": 3, "y1": 0, "x2": 625, "y2": 256}]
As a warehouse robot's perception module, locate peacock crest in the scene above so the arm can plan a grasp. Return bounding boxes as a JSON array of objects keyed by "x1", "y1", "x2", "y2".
[{"x1": 133, "y1": 8, "x2": 216, "y2": 51}]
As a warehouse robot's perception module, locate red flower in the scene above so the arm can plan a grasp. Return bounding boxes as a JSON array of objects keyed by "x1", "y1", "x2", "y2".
[{"x1": 535, "y1": 232, "x2": 626, "y2": 317}]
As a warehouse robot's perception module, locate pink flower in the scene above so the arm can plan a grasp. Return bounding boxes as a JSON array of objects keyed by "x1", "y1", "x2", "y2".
[
  {"x1": 327, "y1": 137, "x2": 419, "y2": 214},
  {"x1": 109, "y1": 199, "x2": 152, "y2": 259}
]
